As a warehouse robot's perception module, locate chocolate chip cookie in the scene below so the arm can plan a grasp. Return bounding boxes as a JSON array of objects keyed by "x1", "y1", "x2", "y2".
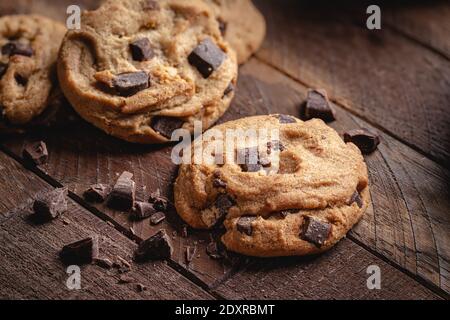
[
  {"x1": 205, "y1": 0, "x2": 266, "y2": 64},
  {"x1": 0, "y1": 15, "x2": 66, "y2": 132},
  {"x1": 58, "y1": 0, "x2": 238, "y2": 144},
  {"x1": 174, "y1": 115, "x2": 370, "y2": 257}
]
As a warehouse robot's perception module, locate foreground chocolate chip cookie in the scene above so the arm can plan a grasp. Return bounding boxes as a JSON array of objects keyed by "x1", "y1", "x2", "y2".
[
  {"x1": 58, "y1": 0, "x2": 238, "y2": 144},
  {"x1": 0, "y1": 15, "x2": 66, "y2": 132},
  {"x1": 174, "y1": 115, "x2": 370, "y2": 257},
  {"x1": 205, "y1": 0, "x2": 266, "y2": 64}
]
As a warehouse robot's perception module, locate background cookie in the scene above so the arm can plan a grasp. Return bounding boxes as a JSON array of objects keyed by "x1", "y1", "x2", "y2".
[
  {"x1": 58, "y1": 0, "x2": 238, "y2": 144},
  {"x1": 0, "y1": 15, "x2": 66, "y2": 132},
  {"x1": 174, "y1": 115, "x2": 370, "y2": 257},
  {"x1": 205, "y1": 0, "x2": 266, "y2": 64}
]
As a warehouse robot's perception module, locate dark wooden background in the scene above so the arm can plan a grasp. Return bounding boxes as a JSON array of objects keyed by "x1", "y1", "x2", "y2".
[{"x1": 0, "y1": 0, "x2": 449, "y2": 300}]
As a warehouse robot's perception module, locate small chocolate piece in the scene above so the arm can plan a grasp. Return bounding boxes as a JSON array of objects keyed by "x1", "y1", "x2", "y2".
[
  {"x1": 300, "y1": 216, "x2": 332, "y2": 247},
  {"x1": 150, "y1": 116, "x2": 184, "y2": 139},
  {"x1": 113, "y1": 71, "x2": 149, "y2": 97},
  {"x1": 95, "y1": 257, "x2": 113, "y2": 269},
  {"x1": 215, "y1": 194, "x2": 235, "y2": 222},
  {"x1": 188, "y1": 38, "x2": 226, "y2": 78},
  {"x1": 304, "y1": 89, "x2": 336, "y2": 122},
  {"x1": 236, "y1": 216, "x2": 256, "y2": 236},
  {"x1": 118, "y1": 275, "x2": 134, "y2": 284},
  {"x1": 131, "y1": 201, "x2": 157, "y2": 220},
  {"x1": 130, "y1": 38, "x2": 154, "y2": 61},
  {"x1": 217, "y1": 18, "x2": 227, "y2": 36},
  {"x1": 136, "y1": 283, "x2": 147, "y2": 292},
  {"x1": 348, "y1": 191, "x2": 363, "y2": 208},
  {"x1": 107, "y1": 171, "x2": 136, "y2": 211},
  {"x1": 150, "y1": 194, "x2": 168, "y2": 212},
  {"x1": 149, "y1": 211, "x2": 165, "y2": 225},
  {"x1": 134, "y1": 230, "x2": 173, "y2": 261},
  {"x1": 0, "y1": 62, "x2": 7, "y2": 79},
  {"x1": 344, "y1": 129, "x2": 380, "y2": 154},
  {"x1": 114, "y1": 256, "x2": 132, "y2": 273},
  {"x1": 276, "y1": 114, "x2": 296, "y2": 124},
  {"x1": 33, "y1": 188, "x2": 68, "y2": 221},
  {"x1": 213, "y1": 178, "x2": 227, "y2": 188},
  {"x1": 223, "y1": 82, "x2": 234, "y2": 97},
  {"x1": 23, "y1": 141, "x2": 48, "y2": 165},
  {"x1": 60, "y1": 236, "x2": 99, "y2": 265},
  {"x1": 2, "y1": 41, "x2": 33, "y2": 57},
  {"x1": 143, "y1": 0, "x2": 160, "y2": 10},
  {"x1": 185, "y1": 246, "x2": 196, "y2": 264},
  {"x1": 83, "y1": 184, "x2": 111, "y2": 203}
]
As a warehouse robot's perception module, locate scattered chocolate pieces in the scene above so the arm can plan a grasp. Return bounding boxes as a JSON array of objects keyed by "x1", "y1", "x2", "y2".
[
  {"x1": 304, "y1": 89, "x2": 336, "y2": 122},
  {"x1": 130, "y1": 38, "x2": 154, "y2": 61},
  {"x1": 113, "y1": 71, "x2": 149, "y2": 97},
  {"x1": 188, "y1": 38, "x2": 226, "y2": 78},
  {"x1": 150, "y1": 116, "x2": 184, "y2": 139},
  {"x1": 185, "y1": 246, "x2": 196, "y2": 264},
  {"x1": 131, "y1": 201, "x2": 157, "y2": 220},
  {"x1": 217, "y1": 18, "x2": 227, "y2": 36},
  {"x1": 213, "y1": 177, "x2": 227, "y2": 188},
  {"x1": 348, "y1": 191, "x2": 363, "y2": 208},
  {"x1": 223, "y1": 82, "x2": 234, "y2": 97},
  {"x1": 23, "y1": 141, "x2": 48, "y2": 165},
  {"x1": 2, "y1": 41, "x2": 33, "y2": 57},
  {"x1": 143, "y1": 0, "x2": 160, "y2": 10},
  {"x1": 83, "y1": 184, "x2": 110, "y2": 203},
  {"x1": 300, "y1": 216, "x2": 332, "y2": 247},
  {"x1": 134, "y1": 230, "x2": 173, "y2": 261},
  {"x1": 276, "y1": 114, "x2": 296, "y2": 124},
  {"x1": 33, "y1": 188, "x2": 68, "y2": 221},
  {"x1": 236, "y1": 216, "x2": 256, "y2": 236},
  {"x1": 344, "y1": 129, "x2": 380, "y2": 154},
  {"x1": 95, "y1": 257, "x2": 113, "y2": 269},
  {"x1": 149, "y1": 211, "x2": 165, "y2": 225},
  {"x1": 107, "y1": 171, "x2": 136, "y2": 211},
  {"x1": 60, "y1": 236, "x2": 99, "y2": 265},
  {"x1": 0, "y1": 62, "x2": 7, "y2": 79}
]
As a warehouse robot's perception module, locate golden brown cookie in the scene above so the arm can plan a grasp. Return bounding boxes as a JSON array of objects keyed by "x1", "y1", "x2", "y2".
[
  {"x1": 205, "y1": 0, "x2": 266, "y2": 64},
  {"x1": 58, "y1": 0, "x2": 238, "y2": 144},
  {"x1": 0, "y1": 15, "x2": 66, "y2": 132},
  {"x1": 174, "y1": 115, "x2": 370, "y2": 257}
]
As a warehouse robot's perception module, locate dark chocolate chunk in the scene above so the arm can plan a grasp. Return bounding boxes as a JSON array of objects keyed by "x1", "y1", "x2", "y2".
[
  {"x1": 131, "y1": 201, "x2": 157, "y2": 220},
  {"x1": 236, "y1": 216, "x2": 256, "y2": 236},
  {"x1": 276, "y1": 114, "x2": 296, "y2": 124},
  {"x1": 134, "y1": 230, "x2": 173, "y2": 261},
  {"x1": 206, "y1": 241, "x2": 223, "y2": 259},
  {"x1": 185, "y1": 246, "x2": 196, "y2": 264},
  {"x1": 107, "y1": 171, "x2": 136, "y2": 211},
  {"x1": 118, "y1": 275, "x2": 134, "y2": 284},
  {"x1": 2, "y1": 41, "x2": 33, "y2": 57},
  {"x1": 143, "y1": 0, "x2": 160, "y2": 10},
  {"x1": 136, "y1": 283, "x2": 147, "y2": 292},
  {"x1": 348, "y1": 191, "x2": 363, "y2": 208},
  {"x1": 83, "y1": 184, "x2": 111, "y2": 203},
  {"x1": 0, "y1": 62, "x2": 7, "y2": 79},
  {"x1": 150, "y1": 116, "x2": 184, "y2": 139},
  {"x1": 23, "y1": 141, "x2": 48, "y2": 165},
  {"x1": 33, "y1": 188, "x2": 68, "y2": 221},
  {"x1": 95, "y1": 257, "x2": 113, "y2": 269},
  {"x1": 344, "y1": 129, "x2": 380, "y2": 154},
  {"x1": 213, "y1": 178, "x2": 227, "y2": 188},
  {"x1": 223, "y1": 82, "x2": 234, "y2": 97},
  {"x1": 152, "y1": 196, "x2": 168, "y2": 212},
  {"x1": 14, "y1": 73, "x2": 27, "y2": 86},
  {"x1": 300, "y1": 216, "x2": 332, "y2": 247},
  {"x1": 113, "y1": 71, "x2": 149, "y2": 97},
  {"x1": 130, "y1": 38, "x2": 154, "y2": 61},
  {"x1": 304, "y1": 89, "x2": 336, "y2": 122},
  {"x1": 215, "y1": 194, "x2": 235, "y2": 222},
  {"x1": 188, "y1": 38, "x2": 226, "y2": 78},
  {"x1": 60, "y1": 236, "x2": 99, "y2": 265},
  {"x1": 217, "y1": 18, "x2": 227, "y2": 36},
  {"x1": 149, "y1": 211, "x2": 165, "y2": 225}
]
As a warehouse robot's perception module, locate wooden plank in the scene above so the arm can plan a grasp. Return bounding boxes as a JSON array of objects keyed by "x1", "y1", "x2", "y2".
[
  {"x1": 214, "y1": 239, "x2": 439, "y2": 300},
  {"x1": 253, "y1": 0, "x2": 450, "y2": 166},
  {"x1": 0, "y1": 152, "x2": 212, "y2": 299}
]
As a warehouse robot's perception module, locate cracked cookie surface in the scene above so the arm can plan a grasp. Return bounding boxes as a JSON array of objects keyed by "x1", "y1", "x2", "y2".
[
  {"x1": 174, "y1": 115, "x2": 370, "y2": 257},
  {"x1": 0, "y1": 15, "x2": 66, "y2": 132},
  {"x1": 58, "y1": 0, "x2": 238, "y2": 144}
]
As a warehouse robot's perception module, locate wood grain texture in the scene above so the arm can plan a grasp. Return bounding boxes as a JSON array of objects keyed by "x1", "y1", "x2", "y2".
[
  {"x1": 0, "y1": 152, "x2": 212, "y2": 300},
  {"x1": 214, "y1": 240, "x2": 439, "y2": 300},
  {"x1": 254, "y1": 0, "x2": 450, "y2": 166}
]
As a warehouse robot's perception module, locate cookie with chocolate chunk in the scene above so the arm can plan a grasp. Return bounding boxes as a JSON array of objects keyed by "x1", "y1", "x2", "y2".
[
  {"x1": 174, "y1": 115, "x2": 370, "y2": 257},
  {"x1": 0, "y1": 15, "x2": 66, "y2": 132},
  {"x1": 58, "y1": 0, "x2": 238, "y2": 144}
]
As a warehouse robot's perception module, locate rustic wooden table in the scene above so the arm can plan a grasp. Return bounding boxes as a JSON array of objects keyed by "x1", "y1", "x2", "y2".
[{"x1": 0, "y1": 0, "x2": 449, "y2": 300}]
